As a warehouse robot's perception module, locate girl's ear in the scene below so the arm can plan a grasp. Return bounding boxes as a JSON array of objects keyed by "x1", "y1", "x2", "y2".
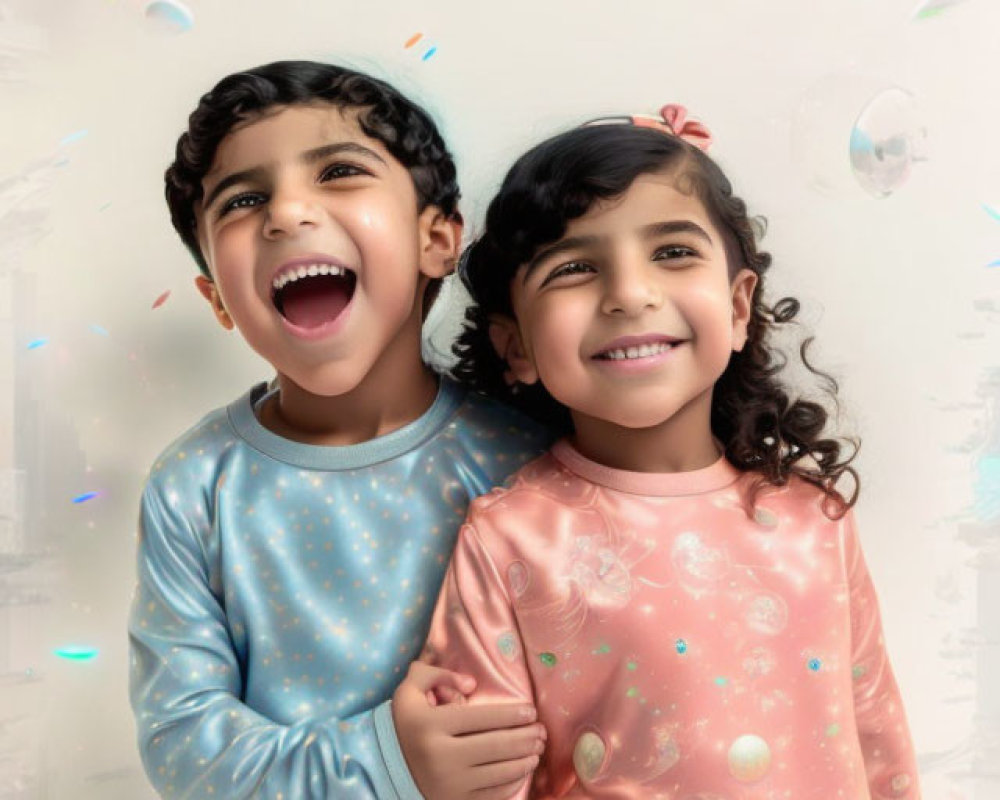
[
  {"x1": 487, "y1": 315, "x2": 539, "y2": 386},
  {"x1": 417, "y1": 207, "x2": 464, "y2": 280},
  {"x1": 195, "y1": 275, "x2": 235, "y2": 330},
  {"x1": 730, "y1": 268, "x2": 758, "y2": 352}
]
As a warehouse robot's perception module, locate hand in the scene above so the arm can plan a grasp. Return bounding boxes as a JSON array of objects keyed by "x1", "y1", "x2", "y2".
[{"x1": 393, "y1": 662, "x2": 546, "y2": 800}]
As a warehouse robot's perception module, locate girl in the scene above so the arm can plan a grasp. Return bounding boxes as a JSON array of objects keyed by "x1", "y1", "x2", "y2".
[{"x1": 419, "y1": 106, "x2": 920, "y2": 799}]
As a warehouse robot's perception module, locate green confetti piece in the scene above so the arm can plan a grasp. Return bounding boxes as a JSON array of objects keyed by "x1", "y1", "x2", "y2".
[
  {"x1": 592, "y1": 643, "x2": 611, "y2": 655},
  {"x1": 626, "y1": 660, "x2": 637, "y2": 671},
  {"x1": 825, "y1": 723, "x2": 841, "y2": 737},
  {"x1": 539, "y1": 652, "x2": 557, "y2": 667},
  {"x1": 626, "y1": 687, "x2": 639, "y2": 698}
]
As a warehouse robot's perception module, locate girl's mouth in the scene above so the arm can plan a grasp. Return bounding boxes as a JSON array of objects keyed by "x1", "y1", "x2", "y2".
[{"x1": 271, "y1": 263, "x2": 357, "y2": 330}]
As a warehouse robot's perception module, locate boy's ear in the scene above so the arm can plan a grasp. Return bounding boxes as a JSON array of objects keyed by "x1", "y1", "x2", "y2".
[
  {"x1": 487, "y1": 315, "x2": 539, "y2": 386},
  {"x1": 417, "y1": 207, "x2": 464, "y2": 280},
  {"x1": 195, "y1": 275, "x2": 235, "y2": 330},
  {"x1": 730, "y1": 268, "x2": 758, "y2": 352}
]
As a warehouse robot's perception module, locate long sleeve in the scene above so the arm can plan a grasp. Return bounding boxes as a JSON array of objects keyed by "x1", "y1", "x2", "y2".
[
  {"x1": 421, "y1": 520, "x2": 536, "y2": 799},
  {"x1": 845, "y1": 512, "x2": 922, "y2": 799},
  {"x1": 128, "y1": 483, "x2": 420, "y2": 800}
]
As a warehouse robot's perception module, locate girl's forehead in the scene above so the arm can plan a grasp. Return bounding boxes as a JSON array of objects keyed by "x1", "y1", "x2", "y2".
[{"x1": 565, "y1": 173, "x2": 719, "y2": 240}]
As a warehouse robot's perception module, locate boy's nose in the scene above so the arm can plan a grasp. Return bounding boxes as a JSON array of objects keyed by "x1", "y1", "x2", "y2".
[
  {"x1": 263, "y1": 191, "x2": 322, "y2": 238},
  {"x1": 600, "y1": 262, "x2": 662, "y2": 317}
]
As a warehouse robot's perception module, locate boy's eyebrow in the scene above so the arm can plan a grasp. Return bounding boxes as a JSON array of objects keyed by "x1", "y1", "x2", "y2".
[
  {"x1": 521, "y1": 220, "x2": 714, "y2": 284},
  {"x1": 201, "y1": 142, "x2": 387, "y2": 212}
]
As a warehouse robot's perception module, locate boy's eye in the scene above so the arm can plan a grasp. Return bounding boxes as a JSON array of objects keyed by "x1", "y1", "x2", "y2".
[
  {"x1": 654, "y1": 245, "x2": 697, "y2": 261},
  {"x1": 320, "y1": 162, "x2": 367, "y2": 181},
  {"x1": 218, "y1": 192, "x2": 265, "y2": 218},
  {"x1": 541, "y1": 261, "x2": 594, "y2": 287}
]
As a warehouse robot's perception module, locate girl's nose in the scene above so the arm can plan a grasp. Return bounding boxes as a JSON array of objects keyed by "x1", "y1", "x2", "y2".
[
  {"x1": 600, "y1": 261, "x2": 662, "y2": 317},
  {"x1": 263, "y1": 187, "x2": 321, "y2": 239}
]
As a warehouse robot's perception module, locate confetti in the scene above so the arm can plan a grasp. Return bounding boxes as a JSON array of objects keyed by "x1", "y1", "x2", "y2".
[
  {"x1": 98, "y1": 201, "x2": 112, "y2": 212},
  {"x1": 54, "y1": 646, "x2": 99, "y2": 662},
  {"x1": 404, "y1": 33, "x2": 423, "y2": 48},
  {"x1": 59, "y1": 129, "x2": 88, "y2": 147},
  {"x1": 808, "y1": 658, "x2": 822, "y2": 671},
  {"x1": 539, "y1": 652, "x2": 557, "y2": 667},
  {"x1": 26, "y1": 337, "x2": 48, "y2": 350},
  {"x1": 152, "y1": 290, "x2": 171, "y2": 309},
  {"x1": 675, "y1": 639, "x2": 688, "y2": 654},
  {"x1": 983, "y1": 204, "x2": 1000, "y2": 223},
  {"x1": 988, "y1": 259, "x2": 1000, "y2": 268},
  {"x1": 72, "y1": 491, "x2": 100, "y2": 504},
  {"x1": 145, "y1": 0, "x2": 194, "y2": 34},
  {"x1": 592, "y1": 643, "x2": 611, "y2": 655},
  {"x1": 421, "y1": 47, "x2": 438, "y2": 62},
  {"x1": 912, "y1": 0, "x2": 969, "y2": 20},
  {"x1": 89, "y1": 324, "x2": 109, "y2": 336}
]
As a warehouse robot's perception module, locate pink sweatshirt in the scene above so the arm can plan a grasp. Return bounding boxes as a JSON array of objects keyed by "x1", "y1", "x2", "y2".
[{"x1": 422, "y1": 440, "x2": 920, "y2": 799}]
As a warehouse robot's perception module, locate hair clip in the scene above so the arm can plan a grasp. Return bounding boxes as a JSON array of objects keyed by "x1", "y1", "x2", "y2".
[{"x1": 584, "y1": 103, "x2": 713, "y2": 151}]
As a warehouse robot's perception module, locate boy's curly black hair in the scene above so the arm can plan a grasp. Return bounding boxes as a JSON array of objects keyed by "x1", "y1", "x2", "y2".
[
  {"x1": 165, "y1": 60, "x2": 460, "y2": 281},
  {"x1": 453, "y1": 124, "x2": 858, "y2": 517}
]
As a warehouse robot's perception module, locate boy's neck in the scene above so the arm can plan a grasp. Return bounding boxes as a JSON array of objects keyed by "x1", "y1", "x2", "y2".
[
  {"x1": 258, "y1": 358, "x2": 440, "y2": 447},
  {"x1": 569, "y1": 390, "x2": 721, "y2": 474}
]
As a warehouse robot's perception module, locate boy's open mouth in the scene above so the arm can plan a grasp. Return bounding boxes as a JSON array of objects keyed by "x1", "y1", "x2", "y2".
[{"x1": 271, "y1": 264, "x2": 357, "y2": 329}]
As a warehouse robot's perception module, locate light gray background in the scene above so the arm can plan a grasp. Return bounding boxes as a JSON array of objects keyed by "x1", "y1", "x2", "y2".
[{"x1": 1, "y1": 0, "x2": 997, "y2": 797}]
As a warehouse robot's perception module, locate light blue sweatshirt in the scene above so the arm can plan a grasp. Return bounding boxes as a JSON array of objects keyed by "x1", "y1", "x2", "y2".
[{"x1": 129, "y1": 379, "x2": 548, "y2": 798}]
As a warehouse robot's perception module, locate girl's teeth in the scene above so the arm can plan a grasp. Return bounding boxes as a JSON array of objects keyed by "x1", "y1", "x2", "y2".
[{"x1": 602, "y1": 342, "x2": 672, "y2": 360}]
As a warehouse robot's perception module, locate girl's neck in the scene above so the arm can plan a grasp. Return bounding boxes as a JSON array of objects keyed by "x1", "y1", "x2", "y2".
[{"x1": 569, "y1": 392, "x2": 721, "y2": 474}]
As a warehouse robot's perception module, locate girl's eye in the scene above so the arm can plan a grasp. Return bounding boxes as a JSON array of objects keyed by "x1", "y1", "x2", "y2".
[
  {"x1": 218, "y1": 193, "x2": 264, "y2": 218},
  {"x1": 542, "y1": 261, "x2": 594, "y2": 286},
  {"x1": 320, "y1": 163, "x2": 366, "y2": 181}
]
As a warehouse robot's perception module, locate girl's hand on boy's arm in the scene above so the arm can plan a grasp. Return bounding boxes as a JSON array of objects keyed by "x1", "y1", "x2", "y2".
[{"x1": 393, "y1": 661, "x2": 545, "y2": 800}]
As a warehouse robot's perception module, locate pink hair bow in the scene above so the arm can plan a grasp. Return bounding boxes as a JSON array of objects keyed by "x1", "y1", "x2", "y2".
[{"x1": 631, "y1": 104, "x2": 713, "y2": 151}]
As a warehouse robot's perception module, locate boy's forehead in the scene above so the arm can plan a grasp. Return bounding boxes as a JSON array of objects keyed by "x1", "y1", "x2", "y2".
[{"x1": 203, "y1": 103, "x2": 384, "y2": 184}]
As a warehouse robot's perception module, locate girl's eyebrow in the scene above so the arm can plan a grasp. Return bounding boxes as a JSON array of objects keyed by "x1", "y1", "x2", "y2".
[
  {"x1": 201, "y1": 142, "x2": 387, "y2": 212},
  {"x1": 523, "y1": 235, "x2": 599, "y2": 284},
  {"x1": 521, "y1": 219, "x2": 714, "y2": 284}
]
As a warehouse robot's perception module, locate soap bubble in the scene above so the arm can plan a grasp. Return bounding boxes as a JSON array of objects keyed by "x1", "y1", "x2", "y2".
[
  {"x1": 792, "y1": 76, "x2": 927, "y2": 198},
  {"x1": 144, "y1": 1, "x2": 194, "y2": 35},
  {"x1": 850, "y1": 88, "x2": 927, "y2": 198}
]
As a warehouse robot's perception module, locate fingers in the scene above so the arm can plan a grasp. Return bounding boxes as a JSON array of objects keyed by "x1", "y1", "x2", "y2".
[
  {"x1": 470, "y1": 757, "x2": 537, "y2": 799},
  {"x1": 458, "y1": 722, "x2": 546, "y2": 767},
  {"x1": 403, "y1": 661, "x2": 476, "y2": 695},
  {"x1": 433, "y1": 684, "x2": 468, "y2": 706},
  {"x1": 439, "y1": 700, "x2": 537, "y2": 736}
]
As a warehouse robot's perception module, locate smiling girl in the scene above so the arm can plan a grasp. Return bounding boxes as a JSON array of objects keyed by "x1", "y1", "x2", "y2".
[{"x1": 416, "y1": 106, "x2": 921, "y2": 799}]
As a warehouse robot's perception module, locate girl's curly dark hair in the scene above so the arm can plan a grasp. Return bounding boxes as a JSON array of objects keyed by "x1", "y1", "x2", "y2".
[
  {"x1": 165, "y1": 60, "x2": 460, "y2": 278},
  {"x1": 453, "y1": 124, "x2": 858, "y2": 517}
]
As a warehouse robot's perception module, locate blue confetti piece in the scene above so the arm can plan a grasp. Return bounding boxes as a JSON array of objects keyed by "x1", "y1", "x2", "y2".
[
  {"x1": 89, "y1": 324, "x2": 109, "y2": 336},
  {"x1": 145, "y1": 0, "x2": 195, "y2": 33},
  {"x1": 54, "y1": 647, "x2": 99, "y2": 662},
  {"x1": 72, "y1": 491, "x2": 100, "y2": 504},
  {"x1": 27, "y1": 338, "x2": 48, "y2": 350},
  {"x1": 422, "y1": 46, "x2": 437, "y2": 61},
  {"x1": 675, "y1": 639, "x2": 688, "y2": 654},
  {"x1": 984, "y1": 204, "x2": 1000, "y2": 223},
  {"x1": 988, "y1": 259, "x2": 1000, "y2": 268},
  {"x1": 808, "y1": 658, "x2": 822, "y2": 671},
  {"x1": 59, "y1": 129, "x2": 88, "y2": 147}
]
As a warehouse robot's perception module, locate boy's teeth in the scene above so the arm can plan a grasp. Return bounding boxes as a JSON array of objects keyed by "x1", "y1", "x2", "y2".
[
  {"x1": 601, "y1": 342, "x2": 673, "y2": 360},
  {"x1": 272, "y1": 264, "x2": 346, "y2": 291}
]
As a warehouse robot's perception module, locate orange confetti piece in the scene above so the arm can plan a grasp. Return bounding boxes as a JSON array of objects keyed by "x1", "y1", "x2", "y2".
[
  {"x1": 404, "y1": 32, "x2": 423, "y2": 48},
  {"x1": 152, "y1": 290, "x2": 171, "y2": 309}
]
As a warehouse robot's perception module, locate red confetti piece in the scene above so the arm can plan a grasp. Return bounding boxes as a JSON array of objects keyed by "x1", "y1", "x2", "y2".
[{"x1": 152, "y1": 290, "x2": 171, "y2": 309}]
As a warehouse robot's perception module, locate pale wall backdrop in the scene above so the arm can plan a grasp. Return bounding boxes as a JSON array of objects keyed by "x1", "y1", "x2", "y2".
[{"x1": 0, "y1": 0, "x2": 997, "y2": 797}]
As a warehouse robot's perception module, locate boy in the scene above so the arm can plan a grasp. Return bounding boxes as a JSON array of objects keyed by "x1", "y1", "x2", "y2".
[{"x1": 128, "y1": 61, "x2": 548, "y2": 799}]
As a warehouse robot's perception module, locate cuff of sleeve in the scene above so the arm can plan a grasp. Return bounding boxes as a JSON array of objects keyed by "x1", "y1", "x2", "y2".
[{"x1": 373, "y1": 698, "x2": 425, "y2": 800}]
